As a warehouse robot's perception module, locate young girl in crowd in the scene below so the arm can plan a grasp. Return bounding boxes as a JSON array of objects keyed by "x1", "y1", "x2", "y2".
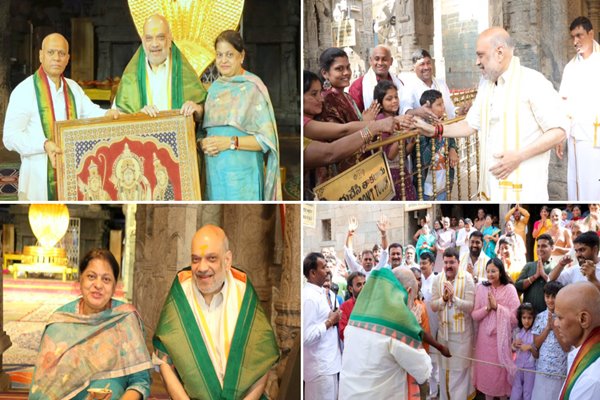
[
  {"x1": 373, "y1": 80, "x2": 417, "y2": 200},
  {"x1": 511, "y1": 303, "x2": 538, "y2": 400}
]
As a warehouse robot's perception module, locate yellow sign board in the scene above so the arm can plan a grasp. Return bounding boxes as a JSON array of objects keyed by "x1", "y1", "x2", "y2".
[
  {"x1": 302, "y1": 204, "x2": 316, "y2": 228},
  {"x1": 314, "y1": 152, "x2": 395, "y2": 201}
]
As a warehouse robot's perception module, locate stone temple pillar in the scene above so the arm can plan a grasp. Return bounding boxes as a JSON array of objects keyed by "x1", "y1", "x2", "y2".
[
  {"x1": 0, "y1": 266, "x2": 12, "y2": 390},
  {"x1": 271, "y1": 204, "x2": 301, "y2": 399},
  {"x1": 397, "y1": 0, "x2": 434, "y2": 71},
  {"x1": 223, "y1": 205, "x2": 277, "y2": 313},
  {"x1": 588, "y1": 0, "x2": 600, "y2": 42},
  {"x1": 132, "y1": 204, "x2": 201, "y2": 344}
]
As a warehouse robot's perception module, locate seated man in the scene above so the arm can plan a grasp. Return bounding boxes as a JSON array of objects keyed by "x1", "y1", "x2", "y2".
[
  {"x1": 339, "y1": 267, "x2": 431, "y2": 399},
  {"x1": 153, "y1": 225, "x2": 279, "y2": 399},
  {"x1": 115, "y1": 14, "x2": 206, "y2": 120},
  {"x1": 3, "y1": 33, "x2": 119, "y2": 200}
]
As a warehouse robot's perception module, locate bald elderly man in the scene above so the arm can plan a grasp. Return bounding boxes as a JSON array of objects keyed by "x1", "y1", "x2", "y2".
[
  {"x1": 3, "y1": 33, "x2": 119, "y2": 201},
  {"x1": 115, "y1": 14, "x2": 206, "y2": 119},
  {"x1": 348, "y1": 45, "x2": 404, "y2": 112},
  {"x1": 153, "y1": 225, "x2": 279, "y2": 399},
  {"x1": 415, "y1": 27, "x2": 568, "y2": 202},
  {"x1": 554, "y1": 282, "x2": 600, "y2": 399}
]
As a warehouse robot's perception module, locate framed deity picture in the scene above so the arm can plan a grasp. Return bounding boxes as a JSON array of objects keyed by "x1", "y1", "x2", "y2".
[{"x1": 54, "y1": 111, "x2": 201, "y2": 201}]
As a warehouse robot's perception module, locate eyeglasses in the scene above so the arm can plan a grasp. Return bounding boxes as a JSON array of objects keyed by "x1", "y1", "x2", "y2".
[
  {"x1": 46, "y1": 49, "x2": 68, "y2": 58},
  {"x1": 216, "y1": 51, "x2": 237, "y2": 60}
]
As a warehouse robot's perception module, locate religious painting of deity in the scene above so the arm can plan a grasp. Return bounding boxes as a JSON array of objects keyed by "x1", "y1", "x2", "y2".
[{"x1": 54, "y1": 111, "x2": 201, "y2": 201}]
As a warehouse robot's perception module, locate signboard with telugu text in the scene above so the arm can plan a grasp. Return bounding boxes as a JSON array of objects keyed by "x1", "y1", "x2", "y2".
[{"x1": 313, "y1": 152, "x2": 395, "y2": 201}]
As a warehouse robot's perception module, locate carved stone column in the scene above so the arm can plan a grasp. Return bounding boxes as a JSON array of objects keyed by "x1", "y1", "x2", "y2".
[
  {"x1": 398, "y1": 0, "x2": 434, "y2": 71},
  {"x1": 223, "y1": 205, "x2": 277, "y2": 312},
  {"x1": 0, "y1": 259, "x2": 12, "y2": 390},
  {"x1": 270, "y1": 204, "x2": 301, "y2": 399},
  {"x1": 588, "y1": 0, "x2": 600, "y2": 43},
  {"x1": 132, "y1": 205, "x2": 199, "y2": 344}
]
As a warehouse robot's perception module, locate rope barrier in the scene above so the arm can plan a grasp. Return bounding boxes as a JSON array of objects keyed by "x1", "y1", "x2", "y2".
[{"x1": 451, "y1": 354, "x2": 567, "y2": 379}]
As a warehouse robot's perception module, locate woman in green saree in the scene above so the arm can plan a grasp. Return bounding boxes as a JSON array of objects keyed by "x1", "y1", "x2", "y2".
[
  {"x1": 29, "y1": 249, "x2": 152, "y2": 400},
  {"x1": 200, "y1": 30, "x2": 282, "y2": 201}
]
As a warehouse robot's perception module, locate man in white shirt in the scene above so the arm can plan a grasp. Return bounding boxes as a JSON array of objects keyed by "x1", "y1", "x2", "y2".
[
  {"x1": 389, "y1": 243, "x2": 404, "y2": 269},
  {"x1": 339, "y1": 267, "x2": 431, "y2": 399},
  {"x1": 550, "y1": 231, "x2": 600, "y2": 291},
  {"x1": 402, "y1": 245, "x2": 420, "y2": 269},
  {"x1": 114, "y1": 14, "x2": 206, "y2": 119},
  {"x1": 419, "y1": 251, "x2": 441, "y2": 400},
  {"x1": 554, "y1": 282, "x2": 600, "y2": 399},
  {"x1": 431, "y1": 248, "x2": 475, "y2": 400},
  {"x1": 343, "y1": 216, "x2": 390, "y2": 278},
  {"x1": 557, "y1": 16, "x2": 600, "y2": 201},
  {"x1": 456, "y1": 218, "x2": 474, "y2": 258},
  {"x1": 302, "y1": 252, "x2": 342, "y2": 400},
  {"x1": 460, "y1": 230, "x2": 490, "y2": 284},
  {"x1": 416, "y1": 27, "x2": 568, "y2": 201},
  {"x1": 3, "y1": 33, "x2": 118, "y2": 200},
  {"x1": 401, "y1": 49, "x2": 465, "y2": 119}
]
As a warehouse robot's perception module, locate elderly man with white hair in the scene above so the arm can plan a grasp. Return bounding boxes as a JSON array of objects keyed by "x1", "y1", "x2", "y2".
[
  {"x1": 415, "y1": 27, "x2": 568, "y2": 202},
  {"x1": 339, "y1": 266, "x2": 431, "y2": 399}
]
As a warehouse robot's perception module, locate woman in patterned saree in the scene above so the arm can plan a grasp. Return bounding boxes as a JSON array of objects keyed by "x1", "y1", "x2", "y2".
[
  {"x1": 200, "y1": 30, "x2": 282, "y2": 200},
  {"x1": 29, "y1": 249, "x2": 152, "y2": 400}
]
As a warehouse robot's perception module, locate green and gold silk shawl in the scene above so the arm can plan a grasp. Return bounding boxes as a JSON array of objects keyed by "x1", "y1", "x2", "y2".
[
  {"x1": 115, "y1": 42, "x2": 207, "y2": 113},
  {"x1": 153, "y1": 267, "x2": 279, "y2": 400}
]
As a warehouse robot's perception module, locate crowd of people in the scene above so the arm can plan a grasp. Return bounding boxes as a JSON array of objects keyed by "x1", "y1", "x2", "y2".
[
  {"x1": 303, "y1": 204, "x2": 600, "y2": 400},
  {"x1": 303, "y1": 17, "x2": 600, "y2": 202}
]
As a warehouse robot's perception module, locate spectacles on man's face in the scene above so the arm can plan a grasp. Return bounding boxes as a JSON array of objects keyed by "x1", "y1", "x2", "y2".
[{"x1": 46, "y1": 49, "x2": 68, "y2": 58}]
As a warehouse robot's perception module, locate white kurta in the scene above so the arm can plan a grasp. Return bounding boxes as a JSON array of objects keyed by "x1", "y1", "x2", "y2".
[
  {"x1": 559, "y1": 45, "x2": 600, "y2": 201},
  {"x1": 400, "y1": 72, "x2": 457, "y2": 118},
  {"x1": 339, "y1": 326, "x2": 432, "y2": 399},
  {"x1": 3, "y1": 74, "x2": 106, "y2": 200},
  {"x1": 460, "y1": 252, "x2": 491, "y2": 283},
  {"x1": 302, "y1": 283, "x2": 342, "y2": 383},
  {"x1": 343, "y1": 246, "x2": 389, "y2": 278},
  {"x1": 560, "y1": 345, "x2": 600, "y2": 400},
  {"x1": 466, "y1": 57, "x2": 569, "y2": 202}
]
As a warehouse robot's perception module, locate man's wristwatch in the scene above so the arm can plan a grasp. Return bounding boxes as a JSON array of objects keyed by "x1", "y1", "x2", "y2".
[{"x1": 229, "y1": 136, "x2": 239, "y2": 150}]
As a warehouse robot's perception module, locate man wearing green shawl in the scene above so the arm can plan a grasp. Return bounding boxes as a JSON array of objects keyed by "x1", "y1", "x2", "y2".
[
  {"x1": 153, "y1": 225, "x2": 279, "y2": 400},
  {"x1": 114, "y1": 14, "x2": 206, "y2": 120},
  {"x1": 339, "y1": 267, "x2": 432, "y2": 399}
]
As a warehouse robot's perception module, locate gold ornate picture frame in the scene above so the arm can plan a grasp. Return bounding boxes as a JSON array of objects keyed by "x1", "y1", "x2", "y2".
[{"x1": 54, "y1": 111, "x2": 201, "y2": 201}]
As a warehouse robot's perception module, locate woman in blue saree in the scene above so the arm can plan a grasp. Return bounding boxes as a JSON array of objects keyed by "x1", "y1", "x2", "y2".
[
  {"x1": 482, "y1": 214, "x2": 501, "y2": 259},
  {"x1": 29, "y1": 250, "x2": 152, "y2": 400},
  {"x1": 201, "y1": 30, "x2": 282, "y2": 200}
]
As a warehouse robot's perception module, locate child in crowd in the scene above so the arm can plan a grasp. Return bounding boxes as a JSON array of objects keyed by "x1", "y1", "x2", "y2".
[
  {"x1": 373, "y1": 80, "x2": 417, "y2": 200},
  {"x1": 511, "y1": 303, "x2": 538, "y2": 400},
  {"x1": 530, "y1": 281, "x2": 570, "y2": 400},
  {"x1": 416, "y1": 89, "x2": 458, "y2": 200}
]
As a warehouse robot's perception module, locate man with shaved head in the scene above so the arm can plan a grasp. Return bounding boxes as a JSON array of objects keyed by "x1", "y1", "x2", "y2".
[
  {"x1": 348, "y1": 44, "x2": 404, "y2": 112},
  {"x1": 415, "y1": 27, "x2": 568, "y2": 202},
  {"x1": 554, "y1": 282, "x2": 600, "y2": 399},
  {"x1": 153, "y1": 224, "x2": 279, "y2": 399},
  {"x1": 3, "y1": 33, "x2": 119, "y2": 200},
  {"x1": 115, "y1": 14, "x2": 206, "y2": 119}
]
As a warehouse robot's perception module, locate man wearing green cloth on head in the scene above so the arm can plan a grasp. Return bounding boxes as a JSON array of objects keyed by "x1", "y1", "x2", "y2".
[
  {"x1": 114, "y1": 14, "x2": 206, "y2": 120},
  {"x1": 153, "y1": 225, "x2": 280, "y2": 400},
  {"x1": 339, "y1": 267, "x2": 432, "y2": 399}
]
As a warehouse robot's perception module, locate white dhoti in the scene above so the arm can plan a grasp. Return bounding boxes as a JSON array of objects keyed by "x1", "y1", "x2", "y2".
[
  {"x1": 531, "y1": 374, "x2": 564, "y2": 400},
  {"x1": 568, "y1": 137, "x2": 600, "y2": 201},
  {"x1": 304, "y1": 373, "x2": 338, "y2": 400},
  {"x1": 440, "y1": 368, "x2": 474, "y2": 400},
  {"x1": 437, "y1": 332, "x2": 474, "y2": 400}
]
